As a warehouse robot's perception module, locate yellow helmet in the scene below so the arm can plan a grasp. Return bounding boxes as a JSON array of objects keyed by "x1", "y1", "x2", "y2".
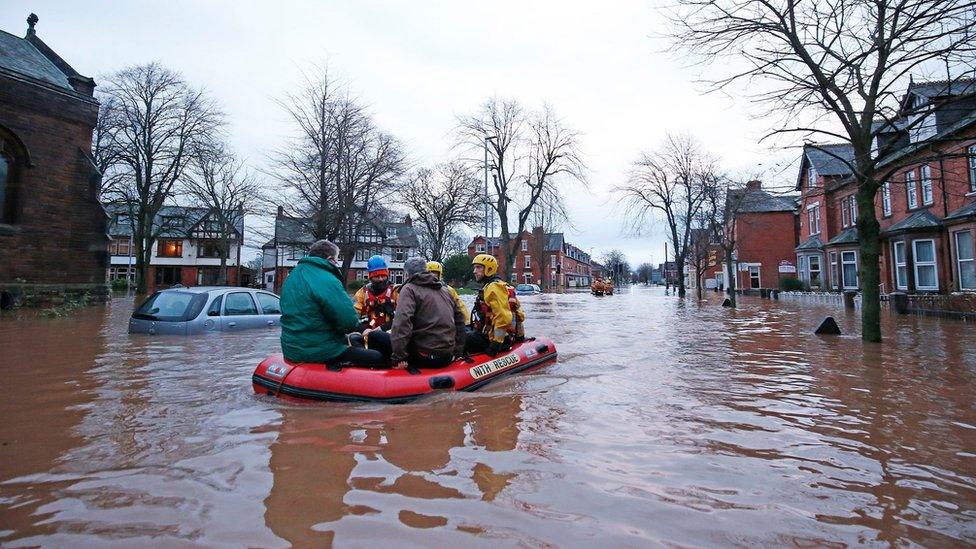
[
  {"x1": 472, "y1": 253, "x2": 498, "y2": 277},
  {"x1": 426, "y1": 261, "x2": 443, "y2": 277}
]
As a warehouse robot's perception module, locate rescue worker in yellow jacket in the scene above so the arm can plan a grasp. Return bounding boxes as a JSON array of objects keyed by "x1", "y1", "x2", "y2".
[
  {"x1": 466, "y1": 254, "x2": 525, "y2": 356},
  {"x1": 426, "y1": 260, "x2": 470, "y2": 324},
  {"x1": 352, "y1": 255, "x2": 398, "y2": 360}
]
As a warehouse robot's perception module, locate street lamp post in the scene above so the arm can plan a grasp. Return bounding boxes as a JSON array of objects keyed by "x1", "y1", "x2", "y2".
[{"x1": 483, "y1": 136, "x2": 497, "y2": 239}]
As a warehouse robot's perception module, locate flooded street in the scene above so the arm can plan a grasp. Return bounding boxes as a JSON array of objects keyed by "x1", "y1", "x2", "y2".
[{"x1": 1, "y1": 287, "x2": 974, "y2": 547}]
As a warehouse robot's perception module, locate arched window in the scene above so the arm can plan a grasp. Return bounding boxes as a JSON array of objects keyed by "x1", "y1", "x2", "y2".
[{"x1": 0, "y1": 129, "x2": 27, "y2": 226}]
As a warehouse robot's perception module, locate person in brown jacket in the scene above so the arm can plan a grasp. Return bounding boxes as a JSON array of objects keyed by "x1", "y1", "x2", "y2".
[{"x1": 390, "y1": 257, "x2": 466, "y2": 370}]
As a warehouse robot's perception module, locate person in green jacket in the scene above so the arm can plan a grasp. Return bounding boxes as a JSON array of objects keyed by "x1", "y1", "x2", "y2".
[{"x1": 279, "y1": 239, "x2": 384, "y2": 366}]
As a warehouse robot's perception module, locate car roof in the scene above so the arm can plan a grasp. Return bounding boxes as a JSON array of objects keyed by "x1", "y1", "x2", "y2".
[{"x1": 159, "y1": 286, "x2": 273, "y2": 295}]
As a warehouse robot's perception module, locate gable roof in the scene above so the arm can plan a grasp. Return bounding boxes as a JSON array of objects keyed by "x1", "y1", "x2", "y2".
[
  {"x1": 902, "y1": 78, "x2": 976, "y2": 110},
  {"x1": 0, "y1": 28, "x2": 73, "y2": 91},
  {"x1": 271, "y1": 213, "x2": 419, "y2": 248},
  {"x1": 803, "y1": 143, "x2": 855, "y2": 179},
  {"x1": 945, "y1": 201, "x2": 976, "y2": 222},
  {"x1": 106, "y1": 204, "x2": 244, "y2": 239}
]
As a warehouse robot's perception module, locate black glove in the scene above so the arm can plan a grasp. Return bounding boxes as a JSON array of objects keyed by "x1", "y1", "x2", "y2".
[{"x1": 486, "y1": 341, "x2": 503, "y2": 357}]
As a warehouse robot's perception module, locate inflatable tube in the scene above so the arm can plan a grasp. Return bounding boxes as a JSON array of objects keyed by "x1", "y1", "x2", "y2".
[{"x1": 253, "y1": 336, "x2": 557, "y2": 403}]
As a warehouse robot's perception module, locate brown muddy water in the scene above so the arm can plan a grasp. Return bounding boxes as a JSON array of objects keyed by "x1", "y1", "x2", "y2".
[{"x1": 0, "y1": 287, "x2": 974, "y2": 547}]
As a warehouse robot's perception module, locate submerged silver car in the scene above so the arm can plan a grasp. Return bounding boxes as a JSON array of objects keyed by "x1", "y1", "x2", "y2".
[{"x1": 129, "y1": 287, "x2": 282, "y2": 335}]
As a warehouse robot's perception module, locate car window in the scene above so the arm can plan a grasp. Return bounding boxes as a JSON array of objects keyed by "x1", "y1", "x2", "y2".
[
  {"x1": 224, "y1": 292, "x2": 258, "y2": 316},
  {"x1": 134, "y1": 291, "x2": 196, "y2": 321},
  {"x1": 255, "y1": 293, "x2": 281, "y2": 314},
  {"x1": 207, "y1": 295, "x2": 223, "y2": 316}
]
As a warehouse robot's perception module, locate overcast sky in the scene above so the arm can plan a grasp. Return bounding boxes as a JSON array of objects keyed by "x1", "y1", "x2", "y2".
[{"x1": 1, "y1": 1, "x2": 804, "y2": 266}]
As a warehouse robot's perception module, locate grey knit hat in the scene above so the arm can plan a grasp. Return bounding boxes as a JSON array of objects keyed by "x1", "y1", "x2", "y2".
[{"x1": 403, "y1": 256, "x2": 427, "y2": 279}]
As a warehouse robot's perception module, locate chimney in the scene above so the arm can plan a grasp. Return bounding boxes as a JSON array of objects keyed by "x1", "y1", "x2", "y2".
[
  {"x1": 403, "y1": 214, "x2": 412, "y2": 227},
  {"x1": 746, "y1": 180, "x2": 762, "y2": 190},
  {"x1": 277, "y1": 205, "x2": 284, "y2": 217}
]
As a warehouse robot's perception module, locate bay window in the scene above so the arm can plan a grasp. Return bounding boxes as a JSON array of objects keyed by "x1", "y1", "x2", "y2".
[
  {"x1": 912, "y1": 239, "x2": 938, "y2": 291},
  {"x1": 956, "y1": 231, "x2": 975, "y2": 290},
  {"x1": 808, "y1": 255, "x2": 821, "y2": 286},
  {"x1": 892, "y1": 241, "x2": 908, "y2": 290},
  {"x1": 841, "y1": 251, "x2": 858, "y2": 289},
  {"x1": 891, "y1": 241, "x2": 908, "y2": 290}
]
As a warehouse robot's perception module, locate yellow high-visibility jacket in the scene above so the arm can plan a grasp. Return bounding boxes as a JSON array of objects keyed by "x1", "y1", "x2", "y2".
[
  {"x1": 475, "y1": 279, "x2": 526, "y2": 343},
  {"x1": 445, "y1": 284, "x2": 470, "y2": 324}
]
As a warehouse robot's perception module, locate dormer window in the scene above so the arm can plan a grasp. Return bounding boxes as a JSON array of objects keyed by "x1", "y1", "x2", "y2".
[{"x1": 386, "y1": 227, "x2": 397, "y2": 238}]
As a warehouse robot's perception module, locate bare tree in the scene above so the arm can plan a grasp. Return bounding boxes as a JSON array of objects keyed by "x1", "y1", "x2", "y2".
[
  {"x1": 267, "y1": 66, "x2": 405, "y2": 277},
  {"x1": 669, "y1": 0, "x2": 976, "y2": 341},
  {"x1": 182, "y1": 143, "x2": 264, "y2": 285},
  {"x1": 530, "y1": 187, "x2": 570, "y2": 290},
  {"x1": 458, "y1": 99, "x2": 586, "y2": 280},
  {"x1": 402, "y1": 162, "x2": 483, "y2": 261},
  {"x1": 636, "y1": 262, "x2": 654, "y2": 284},
  {"x1": 97, "y1": 63, "x2": 223, "y2": 293},
  {"x1": 616, "y1": 134, "x2": 714, "y2": 298},
  {"x1": 600, "y1": 249, "x2": 630, "y2": 284},
  {"x1": 701, "y1": 176, "x2": 746, "y2": 307}
]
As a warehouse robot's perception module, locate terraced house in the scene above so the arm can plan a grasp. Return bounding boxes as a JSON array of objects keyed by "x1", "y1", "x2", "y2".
[
  {"x1": 467, "y1": 228, "x2": 592, "y2": 290},
  {"x1": 794, "y1": 78, "x2": 976, "y2": 301}
]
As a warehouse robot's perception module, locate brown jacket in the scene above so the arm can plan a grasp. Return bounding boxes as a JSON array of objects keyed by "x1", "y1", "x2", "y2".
[{"x1": 390, "y1": 272, "x2": 466, "y2": 362}]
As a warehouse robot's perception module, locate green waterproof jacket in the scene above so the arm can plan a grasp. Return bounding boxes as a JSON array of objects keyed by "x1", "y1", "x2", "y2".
[{"x1": 279, "y1": 256, "x2": 359, "y2": 363}]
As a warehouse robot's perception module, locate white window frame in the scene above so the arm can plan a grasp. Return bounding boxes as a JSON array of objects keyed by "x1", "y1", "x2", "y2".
[
  {"x1": 892, "y1": 241, "x2": 908, "y2": 290},
  {"x1": 969, "y1": 145, "x2": 976, "y2": 193},
  {"x1": 808, "y1": 255, "x2": 821, "y2": 286},
  {"x1": 748, "y1": 265, "x2": 761, "y2": 289},
  {"x1": 920, "y1": 165, "x2": 933, "y2": 205},
  {"x1": 882, "y1": 182, "x2": 892, "y2": 217},
  {"x1": 521, "y1": 240, "x2": 528, "y2": 251},
  {"x1": 955, "y1": 231, "x2": 975, "y2": 290},
  {"x1": 808, "y1": 166, "x2": 816, "y2": 187},
  {"x1": 841, "y1": 197, "x2": 850, "y2": 227},
  {"x1": 524, "y1": 255, "x2": 531, "y2": 269},
  {"x1": 906, "y1": 170, "x2": 918, "y2": 209},
  {"x1": 550, "y1": 255, "x2": 557, "y2": 267},
  {"x1": 386, "y1": 227, "x2": 397, "y2": 238},
  {"x1": 475, "y1": 243, "x2": 485, "y2": 253},
  {"x1": 523, "y1": 273, "x2": 532, "y2": 284},
  {"x1": 912, "y1": 239, "x2": 938, "y2": 291},
  {"x1": 841, "y1": 251, "x2": 858, "y2": 290},
  {"x1": 807, "y1": 205, "x2": 821, "y2": 235}
]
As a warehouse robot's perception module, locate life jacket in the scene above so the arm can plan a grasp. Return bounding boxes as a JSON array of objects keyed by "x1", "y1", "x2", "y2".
[
  {"x1": 471, "y1": 278, "x2": 522, "y2": 340},
  {"x1": 362, "y1": 284, "x2": 395, "y2": 329}
]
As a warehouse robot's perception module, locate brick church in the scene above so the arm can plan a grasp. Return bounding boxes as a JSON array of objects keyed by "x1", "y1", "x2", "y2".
[{"x1": 0, "y1": 14, "x2": 109, "y2": 307}]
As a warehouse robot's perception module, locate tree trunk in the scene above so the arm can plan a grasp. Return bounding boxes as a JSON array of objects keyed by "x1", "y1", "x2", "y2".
[
  {"x1": 857, "y1": 182, "x2": 882, "y2": 342},
  {"x1": 134, "y1": 235, "x2": 148, "y2": 294}
]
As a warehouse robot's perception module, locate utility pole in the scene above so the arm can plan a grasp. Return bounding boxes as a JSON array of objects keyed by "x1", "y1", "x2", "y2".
[{"x1": 483, "y1": 136, "x2": 497, "y2": 239}]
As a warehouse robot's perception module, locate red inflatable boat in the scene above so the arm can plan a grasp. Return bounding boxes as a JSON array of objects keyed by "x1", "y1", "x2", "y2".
[{"x1": 252, "y1": 337, "x2": 557, "y2": 403}]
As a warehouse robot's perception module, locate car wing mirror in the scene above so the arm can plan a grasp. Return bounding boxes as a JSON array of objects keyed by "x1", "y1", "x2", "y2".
[{"x1": 208, "y1": 310, "x2": 220, "y2": 316}]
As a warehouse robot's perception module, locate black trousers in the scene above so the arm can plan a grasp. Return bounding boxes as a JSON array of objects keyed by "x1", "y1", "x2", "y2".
[
  {"x1": 364, "y1": 329, "x2": 392, "y2": 360},
  {"x1": 465, "y1": 329, "x2": 492, "y2": 354},
  {"x1": 331, "y1": 345, "x2": 384, "y2": 367},
  {"x1": 405, "y1": 350, "x2": 453, "y2": 369}
]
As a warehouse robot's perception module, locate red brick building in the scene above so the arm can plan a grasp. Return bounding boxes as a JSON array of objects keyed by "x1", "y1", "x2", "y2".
[
  {"x1": 794, "y1": 78, "x2": 976, "y2": 296},
  {"x1": 467, "y1": 227, "x2": 593, "y2": 289},
  {"x1": 875, "y1": 80, "x2": 976, "y2": 294},
  {"x1": 726, "y1": 181, "x2": 799, "y2": 290},
  {"x1": 0, "y1": 14, "x2": 109, "y2": 307}
]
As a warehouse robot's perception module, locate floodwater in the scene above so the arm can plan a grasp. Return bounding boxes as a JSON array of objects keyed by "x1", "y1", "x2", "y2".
[{"x1": 0, "y1": 287, "x2": 974, "y2": 547}]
